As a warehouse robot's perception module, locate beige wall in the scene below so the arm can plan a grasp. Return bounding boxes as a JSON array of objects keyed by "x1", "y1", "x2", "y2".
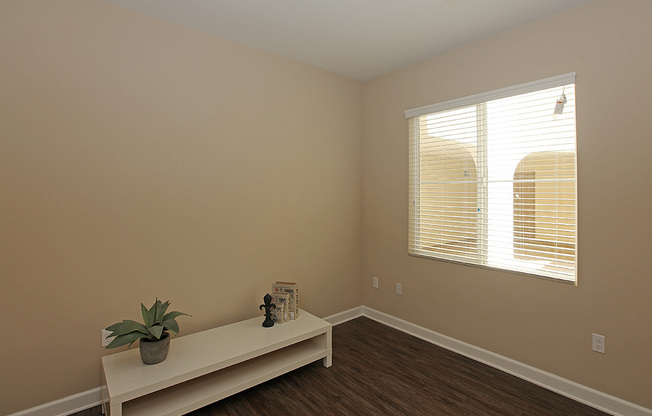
[
  {"x1": 363, "y1": 0, "x2": 652, "y2": 410},
  {"x1": 0, "y1": 1, "x2": 362, "y2": 414},
  {"x1": 3, "y1": 0, "x2": 652, "y2": 414}
]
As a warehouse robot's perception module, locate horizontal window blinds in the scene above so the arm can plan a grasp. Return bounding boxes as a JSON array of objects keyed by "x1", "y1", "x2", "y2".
[{"x1": 407, "y1": 74, "x2": 577, "y2": 282}]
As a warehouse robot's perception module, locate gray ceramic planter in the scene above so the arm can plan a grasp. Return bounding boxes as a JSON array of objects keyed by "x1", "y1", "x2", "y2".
[{"x1": 139, "y1": 332, "x2": 170, "y2": 365}]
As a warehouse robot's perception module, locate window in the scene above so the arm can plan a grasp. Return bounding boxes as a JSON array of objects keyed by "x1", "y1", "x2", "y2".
[{"x1": 406, "y1": 73, "x2": 577, "y2": 282}]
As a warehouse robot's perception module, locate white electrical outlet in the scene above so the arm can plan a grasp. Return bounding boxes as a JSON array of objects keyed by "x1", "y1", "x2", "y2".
[
  {"x1": 592, "y1": 333, "x2": 605, "y2": 353},
  {"x1": 102, "y1": 329, "x2": 115, "y2": 347},
  {"x1": 395, "y1": 283, "x2": 402, "y2": 295},
  {"x1": 372, "y1": 276, "x2": 379, "y2": 288}
]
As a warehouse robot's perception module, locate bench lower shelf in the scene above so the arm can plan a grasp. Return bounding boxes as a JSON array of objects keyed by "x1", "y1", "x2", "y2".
[{"x1": 122, "y1": 340, "x2": 327, "y2": 416}]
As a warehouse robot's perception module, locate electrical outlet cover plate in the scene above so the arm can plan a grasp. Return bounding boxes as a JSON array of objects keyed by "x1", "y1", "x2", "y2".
[
  {"x1": 373, "y1": 276, "x2": 379, "y2": 288},
  {"x1": 592, "y1": 333, "x2": 605, "y2": 353},
  {"x1": 396, "y1": 283, "x2": 402, "y2": 295},
  {"x1": 102, "y1": 329, "x2": 115, "y2": 347}
]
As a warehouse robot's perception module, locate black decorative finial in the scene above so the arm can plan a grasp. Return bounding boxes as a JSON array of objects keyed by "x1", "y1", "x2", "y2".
[{"x1": 259, "y1": 293, "x2": 276, "y2": 327}]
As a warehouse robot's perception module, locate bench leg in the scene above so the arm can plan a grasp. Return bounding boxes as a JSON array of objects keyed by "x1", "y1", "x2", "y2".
[
  {"x1": 108, "y1": 402, "x2": 122, "y2": 416},
  {"x1": 322, "y1": 329, "x2": 332, "y2": 368}
]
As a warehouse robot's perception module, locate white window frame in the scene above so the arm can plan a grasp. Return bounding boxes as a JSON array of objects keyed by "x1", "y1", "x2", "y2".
[{"x1": 406, "y1": 73, "x2": 577, "y2": 283}]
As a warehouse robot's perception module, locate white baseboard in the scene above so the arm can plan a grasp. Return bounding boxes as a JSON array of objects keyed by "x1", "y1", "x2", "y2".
[
  {"x1": 361, "y1": 306, "x2": 652, "y2": 416},
  {"x1": 12, "y1": 305, "x2": 651, "y2": 416},
  {"x1": 8, "y1": 387, "x2": 103, "y2": 416},
  {"x1": 323, "y1": 305, "x2": 364, "y2": 325}
]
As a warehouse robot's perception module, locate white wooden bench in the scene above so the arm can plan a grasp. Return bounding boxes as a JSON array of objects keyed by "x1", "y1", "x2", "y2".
[{"x1": 101, "y1": 310, "x2": 332, "y2": 416}]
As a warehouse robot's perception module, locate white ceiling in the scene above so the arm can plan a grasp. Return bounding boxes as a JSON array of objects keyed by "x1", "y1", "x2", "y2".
[{"x1": 101, "y1": 0, "x2": 594, "y2": 81}]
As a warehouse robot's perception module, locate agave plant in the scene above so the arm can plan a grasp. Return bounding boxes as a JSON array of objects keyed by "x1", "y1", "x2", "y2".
[{"x1": 104, "y1": 299, "x2": 190, "y2": 349}]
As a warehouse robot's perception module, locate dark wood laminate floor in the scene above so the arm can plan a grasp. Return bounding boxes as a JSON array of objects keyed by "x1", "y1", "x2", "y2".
[{"x1": 78, "y1": 317, "x2": 608, "y2": 416}]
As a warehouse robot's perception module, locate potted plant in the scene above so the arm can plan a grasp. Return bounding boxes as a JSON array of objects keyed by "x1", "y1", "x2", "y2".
[{"x1": 104, "y1": 299, "x2": 190, "y2": 365}]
